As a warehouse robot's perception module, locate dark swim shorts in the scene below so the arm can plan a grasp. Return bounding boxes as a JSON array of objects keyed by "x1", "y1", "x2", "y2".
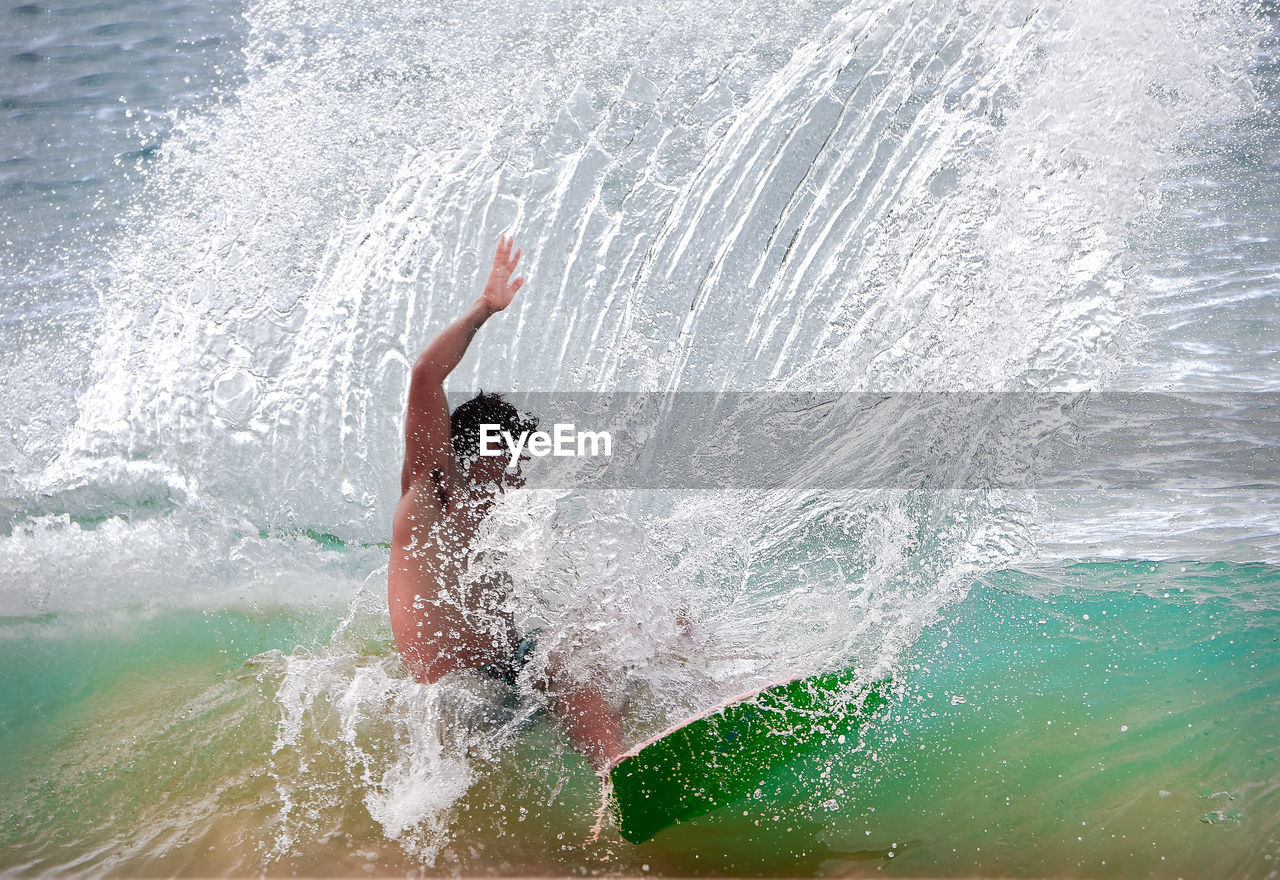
[{"x1": 480, "y1": 630, "x2": 539, "y2": 687}]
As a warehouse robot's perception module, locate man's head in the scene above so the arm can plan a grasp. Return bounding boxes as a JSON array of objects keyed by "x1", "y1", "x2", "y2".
[{"x1": 450, "y1": 391, "x2": 538, "y2": 491}]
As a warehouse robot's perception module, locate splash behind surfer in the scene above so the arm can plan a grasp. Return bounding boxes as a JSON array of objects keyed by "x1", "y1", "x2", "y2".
[{"x1": 388, "y1": 235, "x2": 623, "y2": 769}]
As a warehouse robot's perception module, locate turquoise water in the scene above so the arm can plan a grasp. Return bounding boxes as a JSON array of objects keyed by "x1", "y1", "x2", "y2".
[{"x1": 2, "y1": 562, "x2": 1276, "y2": 876}]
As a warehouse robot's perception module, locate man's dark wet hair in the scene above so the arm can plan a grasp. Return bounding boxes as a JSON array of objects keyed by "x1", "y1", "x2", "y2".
[{"x1": 450, "y1": 392, "x2": 539, "y2": 460}]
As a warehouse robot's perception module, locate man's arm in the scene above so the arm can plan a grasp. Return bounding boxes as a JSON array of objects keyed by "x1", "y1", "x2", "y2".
[
  {"x1": 550, "y1": 681, "x2": 626, "y2": 772},
  {"x1": 401, "y1": 235, "x2": 524, "y2": 496}
]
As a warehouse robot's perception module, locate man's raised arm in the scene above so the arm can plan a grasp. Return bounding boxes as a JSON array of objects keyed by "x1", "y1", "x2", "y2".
[{"x1": 401, "y1": 235, "x2": 524, "y2": 496}]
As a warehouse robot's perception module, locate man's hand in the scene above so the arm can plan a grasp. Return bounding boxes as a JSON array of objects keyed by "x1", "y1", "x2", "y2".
[{"x1": 481, "y1": 234, "x2": 524, "y2": 314}]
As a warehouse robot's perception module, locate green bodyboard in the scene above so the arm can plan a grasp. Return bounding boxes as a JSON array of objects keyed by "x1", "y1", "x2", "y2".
[{"x1": 608, "y1": 668, "x2": 888, "y2": 843}]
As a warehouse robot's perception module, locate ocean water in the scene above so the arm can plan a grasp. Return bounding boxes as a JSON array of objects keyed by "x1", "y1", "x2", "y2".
[{"x1": 1, "y1": 0, "x2": 1277, "y2": 876}]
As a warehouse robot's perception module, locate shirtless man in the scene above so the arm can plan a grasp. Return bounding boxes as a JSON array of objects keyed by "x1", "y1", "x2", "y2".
[{"x1": 389, "y1": 235, "x2": 623, "y2": 769}]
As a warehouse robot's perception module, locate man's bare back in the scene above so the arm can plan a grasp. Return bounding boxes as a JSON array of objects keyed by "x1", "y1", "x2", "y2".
[{"x1": 389, "y1": 479, "x2": 517, "y2": 682}]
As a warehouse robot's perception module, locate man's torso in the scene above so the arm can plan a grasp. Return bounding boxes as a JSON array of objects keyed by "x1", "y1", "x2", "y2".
[{"x1": 388, "y1": 480, "x2": 515, "y2": 682}]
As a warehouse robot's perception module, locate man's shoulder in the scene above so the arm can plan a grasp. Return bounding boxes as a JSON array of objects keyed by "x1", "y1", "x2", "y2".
[
  {"x1": 393, "y1": 477, "x2": 449, "y2": 533},
  {"x1": 410, "y1": 464, "x2": 459, "y2": 505}
]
